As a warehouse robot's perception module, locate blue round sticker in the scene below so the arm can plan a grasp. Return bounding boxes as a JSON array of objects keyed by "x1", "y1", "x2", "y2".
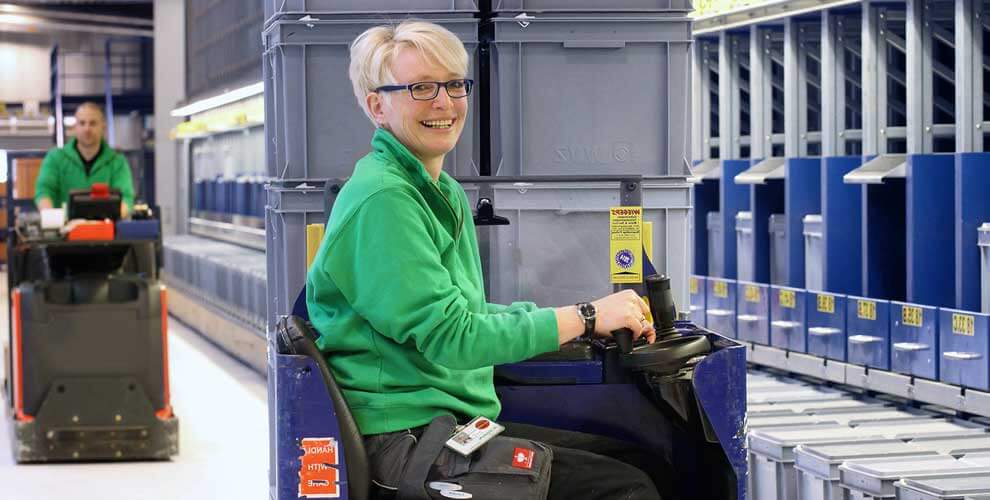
[{"x1": 615, "y1": 249, "x2": 635, "y2": 269}]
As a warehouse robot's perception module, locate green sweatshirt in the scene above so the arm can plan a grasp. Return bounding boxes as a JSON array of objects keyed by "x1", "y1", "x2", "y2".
[
  {"x1": 35, "y1": 138, "x2": 135, "y2": 210},
  {"x1": 306, "y1": 128, "x2": 559, "y2": 435}
]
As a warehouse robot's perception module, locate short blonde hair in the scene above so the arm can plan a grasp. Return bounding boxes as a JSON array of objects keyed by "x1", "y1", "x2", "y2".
[
  {"x1": 348, "y1": 20, "x2": 469, "y2": 123},
  {"x1": 75, "y1": 101, "x2": 106, "y2": 122}
]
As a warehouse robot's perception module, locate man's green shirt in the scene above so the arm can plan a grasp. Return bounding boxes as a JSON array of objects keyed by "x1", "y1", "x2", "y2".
[{"x1": 34, "y1": 137, "x2": 135, "y2": 209}]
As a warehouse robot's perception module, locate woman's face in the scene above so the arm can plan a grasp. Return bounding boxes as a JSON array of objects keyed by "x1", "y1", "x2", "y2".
[{"x1": 368, "y1": 47, "x2": 468, "y2": 167}]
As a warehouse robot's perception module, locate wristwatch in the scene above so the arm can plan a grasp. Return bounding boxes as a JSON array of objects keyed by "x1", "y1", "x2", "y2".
[{"x1": 575, "y1": 302, "x2": 596, "y2": 337}]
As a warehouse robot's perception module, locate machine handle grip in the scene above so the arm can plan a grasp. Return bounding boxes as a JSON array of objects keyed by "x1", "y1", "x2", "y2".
[{"x1": 613, "y1": 328, "x2": 634, "y2": 354}]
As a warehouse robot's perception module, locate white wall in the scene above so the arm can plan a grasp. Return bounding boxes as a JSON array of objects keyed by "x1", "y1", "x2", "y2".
[
  {"x1": 0, "y1": 41, "x2": 50, "y2": 102},
  {"x1": 154, "y1": 0, "x2": 186, "y2": 236}
]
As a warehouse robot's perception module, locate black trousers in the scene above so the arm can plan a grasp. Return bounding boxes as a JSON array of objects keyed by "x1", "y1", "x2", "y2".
[
  {"x1": 366, "y1": 421, "x2": 671, "y2": 500},
  {"x1": 502, "y1": 422, "x2": 669, "y2": 500}
]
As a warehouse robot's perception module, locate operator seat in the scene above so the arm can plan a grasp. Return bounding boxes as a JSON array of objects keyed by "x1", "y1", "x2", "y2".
[{"x1": 275, "y1": 315, "x2": 385, "y2": 500}]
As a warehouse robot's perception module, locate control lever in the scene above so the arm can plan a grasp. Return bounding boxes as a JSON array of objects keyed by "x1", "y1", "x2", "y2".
[
  {"x1": 645, "y1": 275, "x2": 679, "y2": 339},
  {"x1": 613, "y1": 328, "x2": 634, "y2": 354}
]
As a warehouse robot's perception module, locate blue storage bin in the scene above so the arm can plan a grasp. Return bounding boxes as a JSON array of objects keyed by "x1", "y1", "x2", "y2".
[
  {"x1": 891, "y1": 302, "x2": 939, "y2": 380},
  {"x1": 846, "y1": 295, "x2": 892, "y2": 370},
  {"x1": 806, "y1": 292, "x2": 846, "y2": 360},
  {"x1": 705, "y1": 278, "x2": 736, "y2": 338},
  {"x1": 213, "y1": 177, "x2": 227, "y2": 213},
  {"x1": 254, "y1": 178, "x2": 267, "y2": 217},
  {"x1": 193, "y1": 179, "x2": 206, "y2": 212},
  {"x1": 938, "y1": 308, "x2": 990, "y2": 391},
  {"x1": 770, "y1": 286, "x2": 806, "y2": 352},
  {"x1": 234, "y1": 177, "x2": 251, "y2": 216},
  {"x1": 203, "y1": 178, "x2": 215, "y2": 213},
  {"x1": 736, "y1": 212, "x2": 754, "y2": 282},
  {"x1": 736, "y1": 281, "x2": 770, "y2": 345},
  {"x1": 116, "y1": 220, "x2": 160, "y2": 240},
  {"x1": 689, "y1": 275, "x2": 706, "y2": 327}
]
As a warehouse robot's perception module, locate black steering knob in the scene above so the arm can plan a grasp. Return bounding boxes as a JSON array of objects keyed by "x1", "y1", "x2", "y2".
[
  {"x1": 645, "y1": 275, "x2": 679, "y2": 339},
  {"x1": 612, "y1": 328, "x2": 634, "y2": 354}
]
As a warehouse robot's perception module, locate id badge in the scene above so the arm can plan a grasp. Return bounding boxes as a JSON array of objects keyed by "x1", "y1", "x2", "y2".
[{"x1": 444, "y1": 416, "x2": 505, "y2": 456}]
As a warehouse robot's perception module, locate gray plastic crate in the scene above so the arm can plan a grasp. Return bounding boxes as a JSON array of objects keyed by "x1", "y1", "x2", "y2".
[
  {"x1": 707, "y1": 211, "x2": 723, "y2": 278},
  {"x1": 981, "y1": 223, "x2": 990, "y2": 314},
  {"x1": 896, "y1": 474, "x2": 990, "y2": 499},
  {"x1": 265, "y1": 0, "x2": 479, "y2": 24},
  {"x1": 464, "y1": 178, "x2": 692, "y2": 312},
  {"x1": 736, "y1": 211, "x2": 754, "y2": 282},
  {"x1": 839, "y1": 455, "x2": 990, "y2": 499},
  {"x1": 266, "y1": 183, "x2": 328, "y2": 329},
  {"x1": 770, "y1": 213, "x2": 788, "y2": 286},
  {"x1": 489, "y1": 15, "x2": 692, "y2": 177},
  {"x1": 794, "y1": 440, "x2": 936, "y2": 500},
  {"x1": 804, "y1": 214, "x2": 823, "y2": 292},
  {"x1": 263, "y1": 17, "x2": 480, "y2": 180},
  {"x1": 492, "y1": 0, "x2": 692, "y2": 12}
]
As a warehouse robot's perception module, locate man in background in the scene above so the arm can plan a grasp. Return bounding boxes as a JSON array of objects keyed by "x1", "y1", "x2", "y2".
[{"x1": 35, "y1": 101, "x2": 134, "y2": 218}]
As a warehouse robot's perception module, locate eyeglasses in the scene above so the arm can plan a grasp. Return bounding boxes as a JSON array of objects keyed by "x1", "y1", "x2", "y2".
[{"x1": 375, "y1": 79, "x2": 474, "y2": 101}]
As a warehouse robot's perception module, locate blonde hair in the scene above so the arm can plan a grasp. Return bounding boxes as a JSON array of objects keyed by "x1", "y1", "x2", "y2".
[
  {"x1": 348, "y1": 20, "x2": 469, "y2": 123},
  {"x1": 75, "y1": 101, "x2": 106, "y2": 122}
]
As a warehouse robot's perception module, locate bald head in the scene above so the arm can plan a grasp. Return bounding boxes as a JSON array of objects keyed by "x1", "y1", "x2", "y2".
[{"x1": 74, "y1": 102, "x2": 105, "y2": 149}]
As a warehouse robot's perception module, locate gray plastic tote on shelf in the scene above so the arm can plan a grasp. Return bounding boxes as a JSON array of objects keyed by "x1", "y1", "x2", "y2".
[
  {"x1": 263, "y1": 17, "x2": 480, "y2": 180},
  {"x1": 804, "y1": 214, "x2": 823, "y2": 292},
  {"x1": 488, "y1": 14, "x2": 692, "y2": 177},
  {"x1": 736, "y1": 211, "x2": 754, "y2": 282},
  {"x1": 491, "y1": 0, "x2": 693, "y2": 13},
  {"x1": 264, "y1": 0, "x2": 479, "y2": 25},
  {"x1": 981, "y1": 223, "x2": 990, "y2": 314}
]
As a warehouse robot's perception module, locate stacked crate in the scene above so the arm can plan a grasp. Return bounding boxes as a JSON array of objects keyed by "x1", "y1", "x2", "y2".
[{"x1": 263, "y1": 1, "x2": 696, "y2": 325}]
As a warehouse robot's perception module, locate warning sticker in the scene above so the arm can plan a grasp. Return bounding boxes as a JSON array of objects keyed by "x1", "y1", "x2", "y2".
[
  {"x1": 299, "y1": 437, "x2": 341, "y2": 498},
  {"x1": 610, "y1": 207, "x2": 643, "y2": 284}
]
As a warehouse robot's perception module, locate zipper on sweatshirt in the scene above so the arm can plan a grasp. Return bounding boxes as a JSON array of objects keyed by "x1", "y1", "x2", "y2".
[{"x1": 431, "y1": 182, "x2": 462, "y2": 243}]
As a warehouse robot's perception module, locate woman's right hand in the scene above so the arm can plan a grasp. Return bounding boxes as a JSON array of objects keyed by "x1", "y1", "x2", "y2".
[{"x1": 591, "y1": 290, "x2": 656, "y2": 344}]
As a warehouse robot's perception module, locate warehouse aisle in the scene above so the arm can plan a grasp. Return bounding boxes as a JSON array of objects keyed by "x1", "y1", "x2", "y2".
[{"x1": 0, "y1": 306, "x2": 269, "y2": 500}]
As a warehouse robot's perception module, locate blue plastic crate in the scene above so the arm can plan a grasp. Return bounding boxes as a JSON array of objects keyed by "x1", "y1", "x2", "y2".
[
  {"x1": 846, "y1": 295, "x2": 892, "y2": 370},
  {"x1": 890, "y1": 302, "x2": 940, "y2": 380},
  {"x1": 770, "y1": 286, "x2": 806, "y2": 352},
  {"x1": 938, "y1": 308, "x2": 990, "y2": 391},
  {"x1": 689, "y1": 275, "x2": 706, "y2": 327},
  {"x1": 116, "y1": 220, "x2": 160, "y2": 240},
  {"x1": 736, "y1": 281, "x2": 770, "y2": 345},
  {"x1": 705, "y1": 278, "x2": 736, "y2": 338},
  {"x1": 806, "y1": 292, "x2": 846, "y2": 360}
]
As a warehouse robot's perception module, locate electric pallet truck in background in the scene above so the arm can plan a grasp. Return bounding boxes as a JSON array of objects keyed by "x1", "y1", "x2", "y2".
[{"x1": 3, "y1": 184, "x2": 178, "y2": 462}]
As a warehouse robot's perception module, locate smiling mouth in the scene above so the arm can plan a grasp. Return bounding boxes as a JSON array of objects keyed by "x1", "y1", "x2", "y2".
[{"x1": 421, "y1": 119, "x2": 455, "y2": 129}]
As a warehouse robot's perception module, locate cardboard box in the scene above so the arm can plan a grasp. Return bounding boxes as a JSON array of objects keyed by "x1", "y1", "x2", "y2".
[{"x1": 13, "y1": 158, "x2": 41, "y2": 200}]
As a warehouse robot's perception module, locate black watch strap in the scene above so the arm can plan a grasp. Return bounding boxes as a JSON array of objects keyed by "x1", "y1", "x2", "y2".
[{"x1": 576, "y1": 302, "x2": 596, "y2": 337}]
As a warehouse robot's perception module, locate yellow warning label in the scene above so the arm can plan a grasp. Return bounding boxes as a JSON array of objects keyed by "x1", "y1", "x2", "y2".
[
  {"x1": 713, "y1": 280, "x2": 728, "y2": 298},
  {"x1": 779, "y1": 290, "x2": 796, "y2": 309},
  {"x1": 952, "y1": 313, "x2": 975, "y2": 336},
  {"x1": 690, "y1": 278, "x2": 699, "y2": 295},
  {"x1": 817, "y1": 294, "x2": 835, "y2": 314},
  {"x1": 902, "y1": 306, "x2": 923, "y2": 327},
  {"x1": 609, "y1": 207, "x2": 643, "y2": 284},
  {"x1": 857, "y1": 300, "x2": 876, "y2": 321},
  {"x1": 744, "y1": 285, "x2": 761, "y2": 303}
]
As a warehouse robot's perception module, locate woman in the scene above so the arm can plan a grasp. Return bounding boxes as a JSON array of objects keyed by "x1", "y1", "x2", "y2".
[{"x1": 306, "y1": 20, "x2": 667, "y2": 500}]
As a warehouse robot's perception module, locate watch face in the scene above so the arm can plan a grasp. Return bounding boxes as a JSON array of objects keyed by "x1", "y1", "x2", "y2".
[{"x1": 579, "y1": 303, "x2": 596, "y2": 319}]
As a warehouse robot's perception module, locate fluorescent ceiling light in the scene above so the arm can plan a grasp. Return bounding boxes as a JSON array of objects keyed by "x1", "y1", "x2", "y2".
[{"x1": 171, "y1": 81, "x2": 264, "y2": 117}]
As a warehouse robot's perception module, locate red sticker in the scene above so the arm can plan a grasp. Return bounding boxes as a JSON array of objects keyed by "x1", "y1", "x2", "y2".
[
  {"x1": 299, "y1": 438, "x2": 341, "y2": 498},
  {"x1": 512, "y1": 447, "x2": 535, "y2": 470},
  {"x1": 475, "y1": 419, "x2": 491, "y2": 430}
]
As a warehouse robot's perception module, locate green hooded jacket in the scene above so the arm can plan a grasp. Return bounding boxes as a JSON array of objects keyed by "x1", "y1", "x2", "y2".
[
  {"x1": 35, "y1": 137, "x2": 135, "y2": 210},
  {"x1": 306, "y1": 128, "x2": 559, "y2": 435}
]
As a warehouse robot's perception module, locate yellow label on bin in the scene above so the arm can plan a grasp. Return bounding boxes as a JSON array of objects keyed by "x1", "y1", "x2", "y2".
[
  {"x1": 609, "y1": 207, "x2": 643, "y2": 284},
  {"x1": 780, "y1": 290, "x2": 796, "y2": 309},
  {"x1": 816, "y1": 294, "x2": 835, "y2": 314},
  {"x1": 902, "y1": 306, "x2": 923, "y2": 327},
  {"x1": 857, "y1": 300, "x2": 877, "y2": 321},
  {"x1": 744, "y1": 285, "x2": 761, "y2": 303},
  {"x1": 690, "y1": 278, "x2": 699, "y2": 295},
  {"x1": 713, "y1": 280, "x2": 728, "y2": 298},
  {"x1": 952, "y1": 313, "x2": 976, "y2": 336}
]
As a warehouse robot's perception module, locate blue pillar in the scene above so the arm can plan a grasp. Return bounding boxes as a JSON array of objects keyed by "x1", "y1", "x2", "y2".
[
  {"x1": 955, "y1": 153, "x2": 990, "y2": 311},
  {"x1": 821, "y1": 156, "x2": 863, "y2": 295},
  {"x1": 906, "y1": 154, "x2": 955, "y2": 308},
  {"x1": 720, "y1": 160, "x2": 752, "y2": 279},
  {"x1": 785, "y1": 158, "x2": 822, "y2": 288}
]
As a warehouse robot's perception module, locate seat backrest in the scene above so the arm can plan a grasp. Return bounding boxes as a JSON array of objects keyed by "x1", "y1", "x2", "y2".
[{"x1": 276, "y1": 315, "x2": 370, "y2": 500}]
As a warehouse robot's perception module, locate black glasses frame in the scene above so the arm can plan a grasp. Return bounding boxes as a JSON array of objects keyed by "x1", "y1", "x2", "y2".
[{"x1": 375, "y1": 79, "x2": 475, "y2": 101}]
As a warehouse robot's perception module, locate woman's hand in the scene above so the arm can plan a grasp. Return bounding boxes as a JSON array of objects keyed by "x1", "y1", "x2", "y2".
[{"x1": 591, "y1": 290, "x2": 656, "y2": 344}]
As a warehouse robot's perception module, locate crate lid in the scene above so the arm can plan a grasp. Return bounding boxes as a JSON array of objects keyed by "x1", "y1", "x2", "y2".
[
  {"x1": 898, "y1": 473, "x2": 990, "y2": 496},
  {"x1": 910, "y1": 436, "x2": 990, "y2": 456},
  {"x1": 735, "y1": 157, "x2": 786, "y2": 185},
  {"x1": 843, "y1": 154, "x2": 907, "y2": 184},
  {"x1": 749, "y1": 427, "x2": 882, "y2": 461},
  {"x1": 856, "y1": 420, "x2": 990, "y2": 440},
  {"x1": 839, "y1": 454, "x2": 978, "y2": 480}
]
